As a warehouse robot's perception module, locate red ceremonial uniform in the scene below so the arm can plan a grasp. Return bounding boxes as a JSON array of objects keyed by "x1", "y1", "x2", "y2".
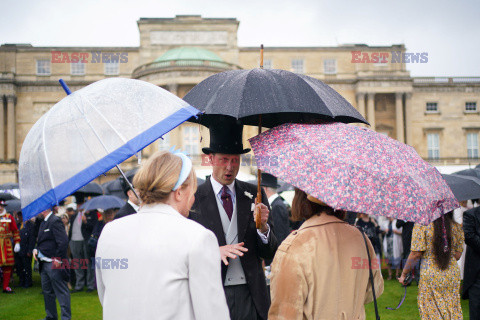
[{"x1": 0, "y1": 212, "x2": 20, "y2": 266}]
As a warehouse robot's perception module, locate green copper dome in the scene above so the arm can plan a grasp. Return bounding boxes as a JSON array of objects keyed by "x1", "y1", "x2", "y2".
[{"x1": 154, "y1": 47, "x2": 224, "y2": 63}]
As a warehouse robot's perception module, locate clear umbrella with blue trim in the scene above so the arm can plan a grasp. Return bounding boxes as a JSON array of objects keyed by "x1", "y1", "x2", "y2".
[{"x1": 19, "y1": 77, "x2": 200, "y2": 220}]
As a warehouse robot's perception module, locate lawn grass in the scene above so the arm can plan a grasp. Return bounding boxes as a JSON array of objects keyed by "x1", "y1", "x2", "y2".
[{"x1": 1, "y1": 271, "x2": 470, "y2": 319}]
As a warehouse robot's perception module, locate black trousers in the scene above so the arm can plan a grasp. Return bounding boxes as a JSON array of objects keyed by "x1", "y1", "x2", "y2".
[
  {"x1": 15, "y1": 253, "x2": 33, "y2": 286},
  {"x1": 224, "y1": 284, "x2": 259, "y2": 320},
  {"x1": 469, "y1": 277, "x2": 480, "y2": 320}
]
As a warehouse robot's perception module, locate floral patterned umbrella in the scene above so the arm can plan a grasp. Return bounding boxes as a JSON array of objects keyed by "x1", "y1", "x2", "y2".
[{"x1": 249, "y1": 122, "x2": 458, "y2": 225}]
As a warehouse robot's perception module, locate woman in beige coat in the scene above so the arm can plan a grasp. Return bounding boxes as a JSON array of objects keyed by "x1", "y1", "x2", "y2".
[{"x1": 269, "y1": 189, "x2": 384, "y2": 320}]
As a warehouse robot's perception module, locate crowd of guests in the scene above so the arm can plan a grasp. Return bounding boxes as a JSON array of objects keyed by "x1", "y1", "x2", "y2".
[{"x1": 1, "y1": 120, "x2": 479, "y2": 320}]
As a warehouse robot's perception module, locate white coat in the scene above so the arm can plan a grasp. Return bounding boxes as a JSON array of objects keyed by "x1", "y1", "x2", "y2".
[{"x1": 96, "y1": 203, "x2": 230, "y2": 320}]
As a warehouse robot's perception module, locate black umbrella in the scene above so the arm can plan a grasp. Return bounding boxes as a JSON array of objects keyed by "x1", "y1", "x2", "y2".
[
  {"x1": 454, "y1": 168, "x2": 480, "y2": 179},
  {"x1": 184, "y1": 68, "x2": 368, "y2": 128},
  {"x1": 5, "y1": 199, "x2": 21, "y2": 213},
  {"x1": 442, "y1": 174, "x2": 480, "y2": 202},
  {"x1": 102, "y1": 179, "x2": 127, "y2": 200},
  {"x1": 80, "y1": 195, "x2": 126, "y2": 211},
  {"x1": 0, "y1": 182, "x2": 19, "y2": 190},
  {"x1": 73, "y1": 182, "x2": 104, "y2": 200},
  {"x1": 0, "y1": 192, "x2": 18, "y2": 201}
]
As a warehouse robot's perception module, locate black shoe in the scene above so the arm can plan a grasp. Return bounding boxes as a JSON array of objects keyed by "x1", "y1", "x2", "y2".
[
  {"x1": 86, "y1": 288, "x2": 95, "y2": 293},
  {"x1": 71, "y1": 288, "x2": 83, "y2": 293}
]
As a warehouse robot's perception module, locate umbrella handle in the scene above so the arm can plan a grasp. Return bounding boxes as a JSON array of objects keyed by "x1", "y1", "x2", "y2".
[{"x1": 255, "y1": 111, "x2": 263, "y2": 229}]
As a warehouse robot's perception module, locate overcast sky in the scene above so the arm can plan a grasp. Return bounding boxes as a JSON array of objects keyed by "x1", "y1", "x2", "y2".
[{"x1": 1, "y1": 0, "x2": 479, "y2": 77}]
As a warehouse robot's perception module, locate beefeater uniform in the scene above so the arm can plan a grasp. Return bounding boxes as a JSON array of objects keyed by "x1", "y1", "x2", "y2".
[{"x1": 0, "y1": 208, "x2": 20, "y2": 292}]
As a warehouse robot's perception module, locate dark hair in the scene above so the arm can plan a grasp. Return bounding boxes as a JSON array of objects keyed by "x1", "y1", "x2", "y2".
[
  {"x1": 432, "y1": 211, "x2": 454, "y2": 270},
  {"x1": 291, "y1": 188, "x2": 345, "y2": 221}
]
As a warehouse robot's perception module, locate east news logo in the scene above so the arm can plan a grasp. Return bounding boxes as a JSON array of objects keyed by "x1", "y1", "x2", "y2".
[{"x1": 51, "y1": 51, "x2": 129, "y2": 63}]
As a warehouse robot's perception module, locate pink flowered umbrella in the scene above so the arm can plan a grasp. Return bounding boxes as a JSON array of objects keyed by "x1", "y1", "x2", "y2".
[{"x1": 249, "y1": 122, "x2": 459, "y2": 225}]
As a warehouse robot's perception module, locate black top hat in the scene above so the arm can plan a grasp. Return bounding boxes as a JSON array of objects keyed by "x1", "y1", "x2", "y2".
[
  {"x1": 260, "y1": 173, "x2": 280, "y2": 189},
  {"x1": 202, "y1": 120, "x2": 250, "y2": 155}
]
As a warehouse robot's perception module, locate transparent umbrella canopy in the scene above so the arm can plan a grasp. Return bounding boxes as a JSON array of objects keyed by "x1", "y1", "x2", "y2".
[{"x1": 19, "y1": 78, "x2": 199, "y2": 220}]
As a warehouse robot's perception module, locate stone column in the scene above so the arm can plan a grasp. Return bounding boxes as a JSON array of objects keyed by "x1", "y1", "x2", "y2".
[
  {"x1": 0, "y1": 97, "x2": 4, "y2": 160},
  {"x1": 167, "y1": 83, "x2": 178, "y2": 97},
  {"x1": 404, "y1": 93, "x2": 413, "y2": 146},
  {"x1": 6, "y1": 95, "x2": 15, "y2": 160},
  {"x1": 367, "y1": 93, "x2": 376, "y2": 131},
  {"x1": 356, "y1": 93, "x2": 366, "y2": 118},
  {"x1": 395, "y1": 92, "x2": 405, "y2": 143}
]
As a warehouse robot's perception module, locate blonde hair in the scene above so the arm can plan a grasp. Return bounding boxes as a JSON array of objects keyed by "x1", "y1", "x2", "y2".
[{"x1": 133, "y1": 151, "x2": 197, "y2": 204}]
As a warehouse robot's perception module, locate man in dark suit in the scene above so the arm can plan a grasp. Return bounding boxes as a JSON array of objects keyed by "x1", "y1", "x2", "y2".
[
  {"x1": 34, "y1": 208, "x2": 71, "y2": 320},
  {"x1": 68, "y1": 203, "x2": 97, "y2": 292},
  {"x1": 463, "y1": 207, "x2": 480, "y2": 318},
  {"x1": 261, "y1": 173, "x2": 290, "y2": 245},
  {"x1": 14, "y1": 212, "x2": 36, "y2": 288},
  {"x1": 114, "y1": 169, "x2": 140, "y2": 220},
  {"x1": 190, "y1": 122, "x2": 278, "y2": 320}
]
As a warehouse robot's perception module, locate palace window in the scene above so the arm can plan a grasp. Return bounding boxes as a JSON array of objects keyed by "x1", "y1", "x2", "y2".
[
  {"x1": 465, "y1": 102, "x2": 477, "y2": 112},
  {"x1": 426, "y1": 102, "x2": 438, "y2": 113},
  {"x1": 427, "y1": 133, "x2": 440, "y2": 160},
  {"x1": 104, "y1": 61, "x2": 119, "y2": 75},
  {"x1": 263, "y1": 59, "x2": 273, "y2": 69},
  {"x1": 291, "y1": 59, "x2": 304, "y2": 74},
  {"x1": 36, "y1": 60, "x2": 51, "y2": 75},
  {"x1": 183, "y1": 126, "x2": 200, "y2": 155},
  {"x1": 324, "y1": 59, "x2": 337, "y2": 74},
  {"x1": 71, "y1": 62, "x2": 85, "y2": 75},
  {"x1": 467, "y1": 133, "x2": 479, "y2": 159}
]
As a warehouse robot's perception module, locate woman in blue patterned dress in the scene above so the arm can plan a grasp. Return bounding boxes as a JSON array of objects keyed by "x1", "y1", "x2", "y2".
[{"x1": 398, "y1": 212, "x2": 464, "y2": 319}]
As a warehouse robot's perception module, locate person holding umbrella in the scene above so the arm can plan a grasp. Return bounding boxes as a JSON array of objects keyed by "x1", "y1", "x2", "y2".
[
  {"x1": 95, "y1": 150, "x2": 229, "y2": 320},
  {"x1": 189, "y1": 121, "x2": 278, "y2": 320},
  {"x1": 268, "y1": 189, "x2": 384, "y2": 319}
]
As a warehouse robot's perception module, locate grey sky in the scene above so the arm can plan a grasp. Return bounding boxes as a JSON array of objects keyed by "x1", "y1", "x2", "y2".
[{"x1": 1, "y1": 0, "x2": 479, "y2": 76}]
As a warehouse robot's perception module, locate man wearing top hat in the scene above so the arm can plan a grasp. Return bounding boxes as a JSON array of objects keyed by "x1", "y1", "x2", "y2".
[{"x1": 190, "y1": 120, "x2": 278, "y2": 320}]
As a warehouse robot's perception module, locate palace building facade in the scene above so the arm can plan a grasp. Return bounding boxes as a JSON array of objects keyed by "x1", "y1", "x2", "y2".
[{"x1": 1, "y1": 15, "x2": 479, "y2": 183}]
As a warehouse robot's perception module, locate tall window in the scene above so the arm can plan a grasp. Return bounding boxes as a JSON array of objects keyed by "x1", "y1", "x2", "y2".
[
  {"x1": 324, "y1": 59, "x2": 337, "y2": 74},
  {"x1": 427, "y1": 133, "x2": 440, "y2": 160},
  {"x1": 36, "y1": 60, "x2": 51, "y2": 75},
  {"x1": 467, "y1": 133, "x2": 479, "y2": 159},
  {"x1": 71, "y1": 62, "x2": 85, "y2": 75},
  {"x1": 426, "y1": 102, "x2": 438, "y2": 112},
  {"x1": 105, "y1": 61, "x2": 119, "y2": 75},
  {"x1": 465, "y1": 102, "x2": 477, "y2": 112},
  {"x1": 263, "y1": 59, "x2": 273, "y2": 69},
  {"x1": 291, "y1": 59, "x2": 304, "y2": 73},
  {"x1": 183, "y1": 126, "x2": 200, "y2": 155}
]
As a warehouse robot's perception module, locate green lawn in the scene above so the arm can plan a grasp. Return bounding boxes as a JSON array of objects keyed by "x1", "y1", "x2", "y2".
[{"x1": 1, "y1": 271, "x2": 470, "y2": 319}]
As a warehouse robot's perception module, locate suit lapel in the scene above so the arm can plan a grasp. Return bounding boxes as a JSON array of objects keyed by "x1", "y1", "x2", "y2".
[
  {"x1": 202, "y1": 177, "x2": 227, "y2": 246},
  {"x1": 235, "y1": 180, "x2": 254, "y2": 243}
]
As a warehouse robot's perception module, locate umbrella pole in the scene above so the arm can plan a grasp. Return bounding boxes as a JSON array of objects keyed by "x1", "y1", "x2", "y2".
[
  {"x1": 255, "y1": 44, "x2": 264, "y2": 230},
  {"x1": 116, "y1": 165, "x2": 141, "y2": 202}
]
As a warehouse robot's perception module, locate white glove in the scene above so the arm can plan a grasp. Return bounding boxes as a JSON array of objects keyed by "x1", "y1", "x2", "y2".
[{"x1": 14, "y1": 243, "x2": 20, "y2": 253}]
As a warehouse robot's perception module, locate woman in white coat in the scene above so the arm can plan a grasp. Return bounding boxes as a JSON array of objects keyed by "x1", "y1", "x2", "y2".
[{"x1": 96, "y1": 151, "x2": 230, "y2": 320}]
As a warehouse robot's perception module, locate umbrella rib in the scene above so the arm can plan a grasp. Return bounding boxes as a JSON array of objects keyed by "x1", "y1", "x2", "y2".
[
  {"x1": 41, "y1": 109, "x2": 58, "y2": 204},
  {"x1": 83, "y1": 96, "x2": 128, "y2": 143}
]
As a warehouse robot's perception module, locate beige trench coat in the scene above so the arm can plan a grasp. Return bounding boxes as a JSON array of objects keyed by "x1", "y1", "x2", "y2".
[{"x1": 269, "y1": 214, "x2": 384, "y2": 320}]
